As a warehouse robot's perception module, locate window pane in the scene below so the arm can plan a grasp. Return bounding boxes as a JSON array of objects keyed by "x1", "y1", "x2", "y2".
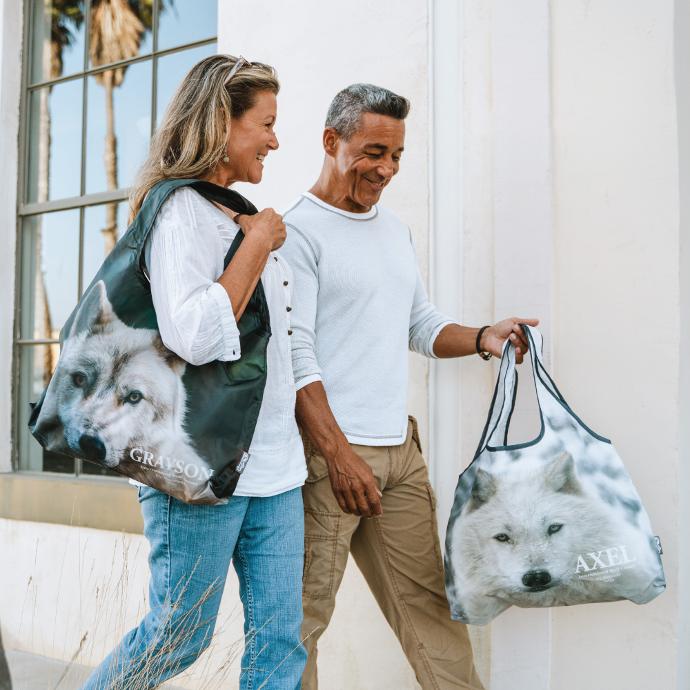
[
  {"x1": 17, "y1": 344, "x2": 76, "y2": 474},
  {"x1": 82, "y1": 201, "x2": 129, "y2": 292},
  {"x1": 20, "y1": 210, "x2": 81, "y2": 340},
  {"x1": 88, "y1": 0, "x2": 153, "y2": 70},
  {"x1": 85, "y1": 60, "x2": 152, "y2": 194},
  {"x1": 156, "y1": 42, "x2": 217, "y2": 127},
  {"x1": 157, "y1": 0, "x2": 216, "y2": 51},
  {"x1": 30, "y1": 0, "x2": 86, "y2": 84},
  {"x1": 26, "y1": 80, "x2": 83, "y2": 203}
]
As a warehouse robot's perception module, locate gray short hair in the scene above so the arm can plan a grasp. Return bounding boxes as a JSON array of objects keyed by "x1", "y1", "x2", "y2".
[{"x1": 325, "y1": 83, "x2": 410, "y2": 140}]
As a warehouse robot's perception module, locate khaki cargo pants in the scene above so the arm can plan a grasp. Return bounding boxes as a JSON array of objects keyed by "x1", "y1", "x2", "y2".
[{"x1": 301, "y1": 417, "x2": 484, "y2": 690}]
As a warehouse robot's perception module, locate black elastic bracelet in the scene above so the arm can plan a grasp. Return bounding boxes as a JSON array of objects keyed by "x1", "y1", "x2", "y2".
[{"x1": 476, "y1": 326, "x2": 492, "y2": 360}]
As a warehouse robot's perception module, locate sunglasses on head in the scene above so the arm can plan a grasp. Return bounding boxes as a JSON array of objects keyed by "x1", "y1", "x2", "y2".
[{"x1": 224, "y1": 55, "x2": 252, "y2": 85}]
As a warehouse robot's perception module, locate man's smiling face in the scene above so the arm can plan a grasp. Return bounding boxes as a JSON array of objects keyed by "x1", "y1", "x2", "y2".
[{"x1": 327, "y1": 112, "x2": 405, "y2": 212}]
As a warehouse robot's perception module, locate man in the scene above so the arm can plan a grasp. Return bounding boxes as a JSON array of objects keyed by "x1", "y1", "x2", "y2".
[{"x1": 281, "y1": 83, "x2": 538, "y2": 690}]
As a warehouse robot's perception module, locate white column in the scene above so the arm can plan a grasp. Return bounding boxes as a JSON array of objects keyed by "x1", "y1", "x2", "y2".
[
  {"x1": 675, "y1": 0, "x2": 690, "y2": 685},
  {"x1": 430, "y1": 1, "x2": 554, "y2": 686},
  {"x1": 428, "y1": 0, "x2": 464, "y2": 530},
  {"x1": 487, "y1": 1, "x2": 555, "y2": 688},
  {"x1": 0, "y1": 0, "x2": 23, "y2": 473}
]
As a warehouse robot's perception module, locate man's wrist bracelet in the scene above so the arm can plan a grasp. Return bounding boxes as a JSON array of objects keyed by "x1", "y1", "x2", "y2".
[{"x1": 476, "y1": 326, "x2": 492, "y2": 361}]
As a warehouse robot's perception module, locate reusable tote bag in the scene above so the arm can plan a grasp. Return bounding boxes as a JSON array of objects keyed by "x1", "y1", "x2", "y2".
[
  {"x1": 29, "y1": 179, "x2": 270, "y2": 505},
  {"x1": 444, "y1": 325, "x2": 665, "y2": 625}
]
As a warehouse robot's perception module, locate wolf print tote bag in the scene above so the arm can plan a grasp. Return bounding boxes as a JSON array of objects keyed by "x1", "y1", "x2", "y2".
[
  {"x1": 29, "y1": 179, "x2": 271, "y2": 505},
  {"x1": 444, "y1": 325, "x2": 665, "y2": 625}
]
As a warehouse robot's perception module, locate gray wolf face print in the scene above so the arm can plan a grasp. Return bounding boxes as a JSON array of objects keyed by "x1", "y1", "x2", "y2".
[{"x1": 34, "y1": 281, "x2": 211, "y2": 487}]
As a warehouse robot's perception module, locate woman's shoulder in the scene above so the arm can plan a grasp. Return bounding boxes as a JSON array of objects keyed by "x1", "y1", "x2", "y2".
[
  {"x1": 160, "y1": 185, "x2": 214, "y2": 219},
  {"x1": 155, "y1": 184, "x2": 233, "y2": 232}
]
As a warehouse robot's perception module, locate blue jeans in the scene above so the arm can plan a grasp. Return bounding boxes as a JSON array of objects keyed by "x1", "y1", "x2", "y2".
[{"x1": 82, "y1": 486, "x2": 306, "y2": 690}]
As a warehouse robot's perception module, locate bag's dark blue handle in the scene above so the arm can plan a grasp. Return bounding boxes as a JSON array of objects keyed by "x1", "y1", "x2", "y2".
[{"x1": 190, "y1": 179, "x2": 259, "y2": 217}]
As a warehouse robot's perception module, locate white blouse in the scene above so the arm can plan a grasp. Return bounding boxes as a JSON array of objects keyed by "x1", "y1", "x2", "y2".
[{"x1": 141, "y1": 186, "x2": 306, "y2": 497}]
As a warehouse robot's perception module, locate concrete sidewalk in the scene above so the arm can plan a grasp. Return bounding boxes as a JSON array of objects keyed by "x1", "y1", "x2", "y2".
[
  {"x1": 6, "y1": 650, "x2": 91, "y2": 690},
  {"x1": 5, "y1": 650, "x2": 187, "y2": 690}
]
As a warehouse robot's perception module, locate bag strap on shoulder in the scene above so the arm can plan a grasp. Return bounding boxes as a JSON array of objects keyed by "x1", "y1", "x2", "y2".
[
  {"x1": 131, "y1": 178, "x2": 258, "y2": 255},
  {"x1": 132, "y1": 178, "x2": 269, "y2": 332}
]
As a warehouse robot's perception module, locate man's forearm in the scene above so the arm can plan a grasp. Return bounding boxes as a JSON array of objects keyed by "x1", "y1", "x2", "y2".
[
  {"x1": 296, "y1": 381, "x2": 350, "y2": 461},
  {"x1": 432, "y1": 323, "x2": 482, "y2": 358},
  {"x1": 296, "y1": 380, "x2": 383, "y2": 516}
]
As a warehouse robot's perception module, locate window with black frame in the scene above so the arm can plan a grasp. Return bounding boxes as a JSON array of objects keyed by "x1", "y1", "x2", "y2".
[{"x1": 16, "y1": 0, "x2": 218, "y2": 477}]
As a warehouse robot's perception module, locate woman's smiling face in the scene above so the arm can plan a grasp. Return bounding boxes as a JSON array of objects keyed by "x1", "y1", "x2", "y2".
[{"x1": 225, "y1": 89, "x2": 279, "y2": 184}]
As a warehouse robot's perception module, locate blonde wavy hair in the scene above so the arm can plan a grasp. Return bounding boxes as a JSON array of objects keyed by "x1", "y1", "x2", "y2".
[{"x1": 129, "y1": 54, "x2": 279, "y2": 220}]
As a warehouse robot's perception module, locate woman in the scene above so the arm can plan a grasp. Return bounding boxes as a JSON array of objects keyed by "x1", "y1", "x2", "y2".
[{"x1": 82, "y1": 55, "x2": 307, "y2": 690}]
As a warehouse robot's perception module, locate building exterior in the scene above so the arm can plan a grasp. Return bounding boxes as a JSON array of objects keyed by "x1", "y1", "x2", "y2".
[{"x1": 0, "y1": 1, "x2": 687, "y2": 689}]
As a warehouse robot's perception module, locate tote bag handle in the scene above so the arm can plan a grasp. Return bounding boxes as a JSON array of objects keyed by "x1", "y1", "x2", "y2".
[{"x1": 476, "y1": 325, "x2": 602, "y2": 455}]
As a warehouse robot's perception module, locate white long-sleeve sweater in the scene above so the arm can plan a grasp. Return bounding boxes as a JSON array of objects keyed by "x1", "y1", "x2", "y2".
[{"x1": 281, "y1": 192, "x2": 455, "y2": 446}]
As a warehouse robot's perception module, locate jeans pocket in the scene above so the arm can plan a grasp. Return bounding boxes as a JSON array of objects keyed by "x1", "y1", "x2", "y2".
[
  {"x1": 303, "y1": 509, "x2": 341, "y2": 599},
  {"x1": 137, "y1": 484, "x2": 157, "y2": 503}
]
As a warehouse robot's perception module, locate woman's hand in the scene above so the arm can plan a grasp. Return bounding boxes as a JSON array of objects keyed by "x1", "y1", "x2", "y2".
[
  {"x1": 236, "y1": 209, "x2": 286, "y2": 251},
  {"x1": 218, "y1": 208, "x2": 286, "y2": 321}
]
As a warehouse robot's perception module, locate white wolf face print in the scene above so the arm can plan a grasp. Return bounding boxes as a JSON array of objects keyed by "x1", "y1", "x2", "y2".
[
  {"x1": 54, "y1": 281, "x2": 188, "y2": 468},
  {"x1": 467, "y1": 453, "x2": 586, "y2": 593},
  {"x1": 449, "y1": 452, "x2": 621, "y2": 616}
]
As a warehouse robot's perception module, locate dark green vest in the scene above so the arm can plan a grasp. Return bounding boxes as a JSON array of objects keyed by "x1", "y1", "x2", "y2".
[{"x1": 29, "y1": 179, "x2": 270, "y2": 504}]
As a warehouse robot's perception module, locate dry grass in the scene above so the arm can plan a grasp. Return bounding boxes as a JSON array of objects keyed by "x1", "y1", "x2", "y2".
[
  {"x1": 68, "y1": 549, "x2": 241, "y2": 689},
  {"x1": 20, "y1": 535, "x2": 310, "y2": 690}
]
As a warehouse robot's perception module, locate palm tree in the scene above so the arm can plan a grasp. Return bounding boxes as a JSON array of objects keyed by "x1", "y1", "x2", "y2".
[
  {"x1": 35, "y1": 1, "x2": 85, "y2": 382},
  {"x1": 42, "y1": 1, "x2": 160, "y2": 254},
  {"x1": 88, "y1": 0, "x2": 149, "y2": 253}
]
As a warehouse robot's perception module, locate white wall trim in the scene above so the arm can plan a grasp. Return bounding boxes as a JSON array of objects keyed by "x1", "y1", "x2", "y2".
[
  {"x1": 0, "y1": 0, "x2": 23, "y2": 473},
  {"x1": 424, "y1": 0, "x2": 554, "y2": 688},
  {"x1": 674, "y1": 0, "x2": 690, "y2": 685},
  {"x1": 489, "y1": 0, "x2": 554, "y2": 685},
  {"x1": 427, "y1": 0, "x2": 464, "y2": 536}
]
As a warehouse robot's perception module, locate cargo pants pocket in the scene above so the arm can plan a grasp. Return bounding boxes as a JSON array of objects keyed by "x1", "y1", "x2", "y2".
[
  {"x1": 303, "y1": 509, "x2": 341, "y2": 600},
  {"x1": 408, "y1": 414, "x2": 423, "y2": 454},
  {"x1": 425, "y1": 481, "x2": 445, "y2": 573}
]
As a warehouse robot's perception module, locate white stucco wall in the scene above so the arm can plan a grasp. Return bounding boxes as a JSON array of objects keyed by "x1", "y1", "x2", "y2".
[
  {"x1": 436, "y1": 1, "x2": 684, "y2": 689},
  {"x1": 548, "y1": 2, "x2": 680, "y2": 688}
]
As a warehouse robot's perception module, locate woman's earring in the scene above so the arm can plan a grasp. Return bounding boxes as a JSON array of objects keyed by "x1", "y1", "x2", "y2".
[{"x1": 222, "y1": 154, "x2": 230, "y2": 163}]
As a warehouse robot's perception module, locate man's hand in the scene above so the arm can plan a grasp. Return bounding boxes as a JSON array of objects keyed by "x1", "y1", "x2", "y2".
[
  {"x1": 296, "y1": 380, "x2": 383, "y2": 518},
  {"x1": 325, "y1": 445, "x2": 383, "y2": 517},
  {"x1": 480, "y1": 317, "x2": 540, "y2": 363}
]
